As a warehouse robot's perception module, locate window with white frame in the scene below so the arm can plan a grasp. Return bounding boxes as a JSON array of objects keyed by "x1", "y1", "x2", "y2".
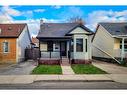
[
  {"x1": 3, "y1": 41, "x2": 9, "y2": 53},
  {"x1": 76, "y1": 38, "x2": 83, "y2": 52},
  {"x1": 120, "y1": 40, "x2": 127, "y2": 51}
]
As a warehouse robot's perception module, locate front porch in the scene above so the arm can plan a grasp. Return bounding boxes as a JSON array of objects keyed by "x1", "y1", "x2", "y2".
[
  {"x1": 37, "y1": 34, "x2": 92, "y2": 64},
  {"x1": 38, "y1": 38, "x2": 72, "y2": 64},
  {"x1": 114, "y1": 37, "x2": 127, "y2": 61}
]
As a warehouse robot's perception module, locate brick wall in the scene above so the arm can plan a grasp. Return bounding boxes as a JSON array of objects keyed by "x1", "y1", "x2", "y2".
[{"x1": 0, "y1": 38, "x2": 17, "y2": 64}]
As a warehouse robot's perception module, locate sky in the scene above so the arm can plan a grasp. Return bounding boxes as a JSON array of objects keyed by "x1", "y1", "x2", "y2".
[{"x1": 0, "y1": 5, "x2": 127, "y2": 37}]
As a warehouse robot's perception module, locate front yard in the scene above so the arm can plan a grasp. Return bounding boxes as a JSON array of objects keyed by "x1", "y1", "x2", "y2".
[
  {"x1": 32, "y1": 64, "x2": 107, "y2": 74},
  {"x1": 32, "y1": 65, "x2": 62, "y2": 74},
  {"x1": 71, "y1": 64, "x2": 107, "y2": 74}
]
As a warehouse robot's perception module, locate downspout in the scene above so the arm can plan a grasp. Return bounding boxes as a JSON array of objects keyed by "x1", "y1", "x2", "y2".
[{"x1": 92, "y1": 44, "x2": 121, "y2": 64}]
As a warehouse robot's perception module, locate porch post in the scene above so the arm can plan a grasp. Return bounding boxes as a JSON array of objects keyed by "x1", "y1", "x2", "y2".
[
  {"x1": 39, "y1": 40, "x2": 41, "y2": 58},
  {"x1": 121, "y1": 38, "x2": 125, "y2": 61},
  {"x1": 69, "y1": 39, "x2": 71, "y2": 59}
]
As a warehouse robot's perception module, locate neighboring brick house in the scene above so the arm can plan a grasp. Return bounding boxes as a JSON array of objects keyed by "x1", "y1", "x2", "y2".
[{"x1": 0, "y1": 23, "x2": 31, "y2": 64}]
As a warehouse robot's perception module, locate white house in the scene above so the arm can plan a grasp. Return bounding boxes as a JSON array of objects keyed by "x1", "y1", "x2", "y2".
[
  {"x1": 92, "y1": 22, "x2": 127, "y2": 63},
  {"x1": 37, "y1": 21, "x2": 93, "y2": 64}
]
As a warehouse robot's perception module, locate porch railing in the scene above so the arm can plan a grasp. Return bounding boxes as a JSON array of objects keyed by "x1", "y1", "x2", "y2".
[
  {"x1": 40, "y1": 51, "x2": 61, "y2": 59},
  {"x1": 40, "y1": 50, "x2": 71, "y2": 59}
]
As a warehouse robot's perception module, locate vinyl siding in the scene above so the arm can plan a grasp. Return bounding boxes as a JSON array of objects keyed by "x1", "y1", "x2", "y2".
[
  {"x1": 113, "y1": 38, "x2": 121, "y2": 57},
  {"x1": 17, "y1": 26, "x2": 31, "y2": 62},
  {"x1": 69, "y1": 27, "x2": 90, "y2": 34},
  {"x1": 71, "y1": 27, "x2": 92, "y2": 60},
  {"x1": 92, "y1": 25, "x2": 114, "y2": 58}
]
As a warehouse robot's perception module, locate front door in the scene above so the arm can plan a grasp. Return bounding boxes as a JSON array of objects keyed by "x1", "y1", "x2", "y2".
[{"x1": 60, "y1": 41, "x2": 66, "y2": 56}]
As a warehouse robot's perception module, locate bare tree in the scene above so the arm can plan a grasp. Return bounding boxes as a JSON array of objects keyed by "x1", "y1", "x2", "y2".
[{"x1": 68, "y1": 16, "x2": 85, "y2": 25}]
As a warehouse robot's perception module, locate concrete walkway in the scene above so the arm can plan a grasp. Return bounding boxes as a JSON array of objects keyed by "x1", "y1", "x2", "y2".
[
  {"x1": 0, "y1": 60, "x2": 37, "y2": 75},
  {"x1": 60, "y1": 58, "x2": 74, "y2": 75},
  {"x1": 93, "y1": 60, "x2": 127, "y2": 74}
]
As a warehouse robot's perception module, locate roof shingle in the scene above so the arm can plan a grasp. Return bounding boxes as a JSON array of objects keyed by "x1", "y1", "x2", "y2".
[
  {"x1": 99, "y1": 22, "x2": 127, "y2": 36},
  {"x1": 0, "y1": 23, "x2": 27, "y2": 38},
  {"x1": 37, "y1": 23, "x2": 93, "y2": 38}
]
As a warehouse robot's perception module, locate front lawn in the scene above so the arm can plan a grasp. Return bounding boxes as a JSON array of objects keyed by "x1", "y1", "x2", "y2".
[
  {"x1": 71, "y1": 64, "x2": 107, "y2": 74},
  {"x1": 32, "y1": 65, "x2": 62, "y2": 74}
]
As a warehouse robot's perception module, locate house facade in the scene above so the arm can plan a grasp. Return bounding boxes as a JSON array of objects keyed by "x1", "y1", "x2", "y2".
[
  {"x1": 37, "y1": 22, "x2": 93, "y2": 64},
  {"x1": 92, "y1": 22, "x2": 127, "y2": 62},
  {"x1": 0, "y1": 23, "x2": 31, "y2": 64}
]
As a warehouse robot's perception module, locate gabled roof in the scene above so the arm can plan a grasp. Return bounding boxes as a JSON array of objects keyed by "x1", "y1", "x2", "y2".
[
  {"x1": 0, "y1": 23, "x2": 27, "y2": 38},
  {"x1": 99, "y1": 22, "x2": 127, "y2": 36},
  {"x1": 37, "y1": 23, "x2": 93, "y2": 38}
]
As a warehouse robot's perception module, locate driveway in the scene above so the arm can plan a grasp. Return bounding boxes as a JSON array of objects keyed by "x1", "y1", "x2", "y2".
[
  {"x1": 93, "y1": 60, "x2": 127, "y2": 74},
  {"x1": 0, "y1": 60, "x2": 37, "y2": 75}
]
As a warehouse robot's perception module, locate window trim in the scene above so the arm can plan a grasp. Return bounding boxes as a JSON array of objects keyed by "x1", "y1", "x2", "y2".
[
  {"x1": 76, "y1": 38, "x2": 83, "y2": 52},
  {"x1": 85, "y1": 39, "x2": 87, "y2": 52},
  {"x1": 3, "y1": 41, "x2": 9, "y2": 53},
  {"x1": 120, "y1": 40, "x2": 127, "y2": 51}
]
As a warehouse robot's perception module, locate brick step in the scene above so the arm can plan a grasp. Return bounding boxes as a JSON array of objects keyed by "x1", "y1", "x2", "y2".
[
  {"x1": 62, "y1": 60, "x2": 69, "y2": 61},
  {"x1": 62, "y1": 61, "x2": 70, "y2": 63}
]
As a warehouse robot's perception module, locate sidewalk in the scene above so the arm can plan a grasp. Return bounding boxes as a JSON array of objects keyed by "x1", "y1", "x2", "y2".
[{"x1": 1, "y1": 74, "x2": 126, "y2": 84}]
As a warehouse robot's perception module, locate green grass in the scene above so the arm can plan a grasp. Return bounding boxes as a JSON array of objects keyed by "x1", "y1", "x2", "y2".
[
  {"x1": 71, "y1": 64, "x2": 107, "y2": 74},
  {"x1": 32, "y1": 65, "x2": 62, "y2": 74}
]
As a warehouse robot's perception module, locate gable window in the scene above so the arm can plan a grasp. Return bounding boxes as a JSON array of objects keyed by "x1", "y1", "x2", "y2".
[
  {"x1": 3, "y1": 42, "x2": 9, "y2": 53},
  {"x1": 76, "y1": 38, "x2": 83, "y2": 52},
  {"x1": 47, "y1": 41, "x2": 53, "y2": 51},
  {"x1": 85, "y1": 39, "x2": 87, "y2": 52}
]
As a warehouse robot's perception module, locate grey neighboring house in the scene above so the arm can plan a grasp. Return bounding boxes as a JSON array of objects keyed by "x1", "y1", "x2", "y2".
[
  {"x1": 37, "y1": 21, "x2": 93, "y2": 64},
  {"x1": 92, "y1": 22, "x2": 127, "y2": 62}
]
